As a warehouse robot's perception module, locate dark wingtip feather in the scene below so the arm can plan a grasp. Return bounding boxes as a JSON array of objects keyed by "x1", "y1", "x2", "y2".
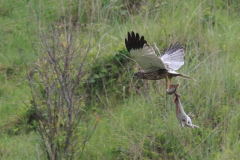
[
  {"x1": 131, "y1": 31, "x2": 135, "y2": 37},
  {"x1": 136, "y1": 33, "x2": 140, "y2": 41},
  {"x1": 125, "y1": 31, "x2": 146, "y2": 53}
]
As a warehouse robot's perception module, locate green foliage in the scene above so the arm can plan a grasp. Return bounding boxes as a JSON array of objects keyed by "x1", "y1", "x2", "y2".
[
  {"x1": 78, "y1": 41, "x2": 139, "y2": 109},
  {"x1": 85, "y1": 47, "x2": 132, "y2": 91}
]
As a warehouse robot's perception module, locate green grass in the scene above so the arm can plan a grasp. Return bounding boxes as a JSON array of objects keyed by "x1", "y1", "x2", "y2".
[
  {"x1": 0, "y1": 132, "x2": 44, "y2": 159},
  {"x1": 1, "y1": 0, "x2": 240, "y2": 159}
]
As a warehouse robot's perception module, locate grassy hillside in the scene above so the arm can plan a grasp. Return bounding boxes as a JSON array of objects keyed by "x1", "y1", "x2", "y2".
[{"x1": 1, "y1": 0, "x2": 240, "y2": 159}]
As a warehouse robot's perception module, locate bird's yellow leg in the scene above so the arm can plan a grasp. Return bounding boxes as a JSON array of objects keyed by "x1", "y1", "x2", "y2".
[{"x1": 167, "y1": 76, "x2": 172, "y2": 89}]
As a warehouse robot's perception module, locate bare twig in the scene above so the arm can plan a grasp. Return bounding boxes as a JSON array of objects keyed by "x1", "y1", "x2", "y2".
[
  {"x1": 153, "y1": 42, "x2": 161, "y2": 56},
  {"x1": 78, "y1": 120, "x2": 99, "y2": 159},
  {"x1": 25, "y1": 2, "x2": 98, "y2": 159}
]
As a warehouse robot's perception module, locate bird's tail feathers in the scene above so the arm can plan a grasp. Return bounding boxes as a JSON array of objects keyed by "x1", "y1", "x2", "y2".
[
  {"x1": 178, "y1": 74, "x2": 196, "y2": 81},
  {"x1": 168, "y1": 70, "x2": 196, "y2": 81}
]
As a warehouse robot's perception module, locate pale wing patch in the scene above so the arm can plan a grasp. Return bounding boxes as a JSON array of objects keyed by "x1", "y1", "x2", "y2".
[
  {"x1": 161, "y1": 48, "x2": 185, "y2": 71},
  {"x1": 168, "y1": 70, "x2": 180, "y2": 75},
  {"x1": 130, "y1": 44, "x2": 166, "y2": 72}
]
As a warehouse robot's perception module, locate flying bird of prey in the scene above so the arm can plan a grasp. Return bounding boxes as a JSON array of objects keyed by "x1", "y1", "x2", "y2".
[{"x1": 125, "y1": 31, "x2": 194, "y2": 94}]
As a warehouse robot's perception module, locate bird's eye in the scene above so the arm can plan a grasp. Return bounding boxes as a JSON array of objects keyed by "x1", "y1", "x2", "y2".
[{"x1": 182, "y1": 119, "x2": 185, "y2": 121}]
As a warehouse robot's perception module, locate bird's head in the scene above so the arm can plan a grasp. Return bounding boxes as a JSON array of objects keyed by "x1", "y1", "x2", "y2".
[{"x1": 133, "y1": 71, "x2": 144, "y2": 79}]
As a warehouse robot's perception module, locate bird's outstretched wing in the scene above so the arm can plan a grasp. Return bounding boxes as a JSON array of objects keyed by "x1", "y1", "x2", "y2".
[
  {"x1": 125, "y1": 31, "x2": 166, "y2": 73},
  {"x1": 161, "y1": 43, "x2": 185, "y2": 71}
]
